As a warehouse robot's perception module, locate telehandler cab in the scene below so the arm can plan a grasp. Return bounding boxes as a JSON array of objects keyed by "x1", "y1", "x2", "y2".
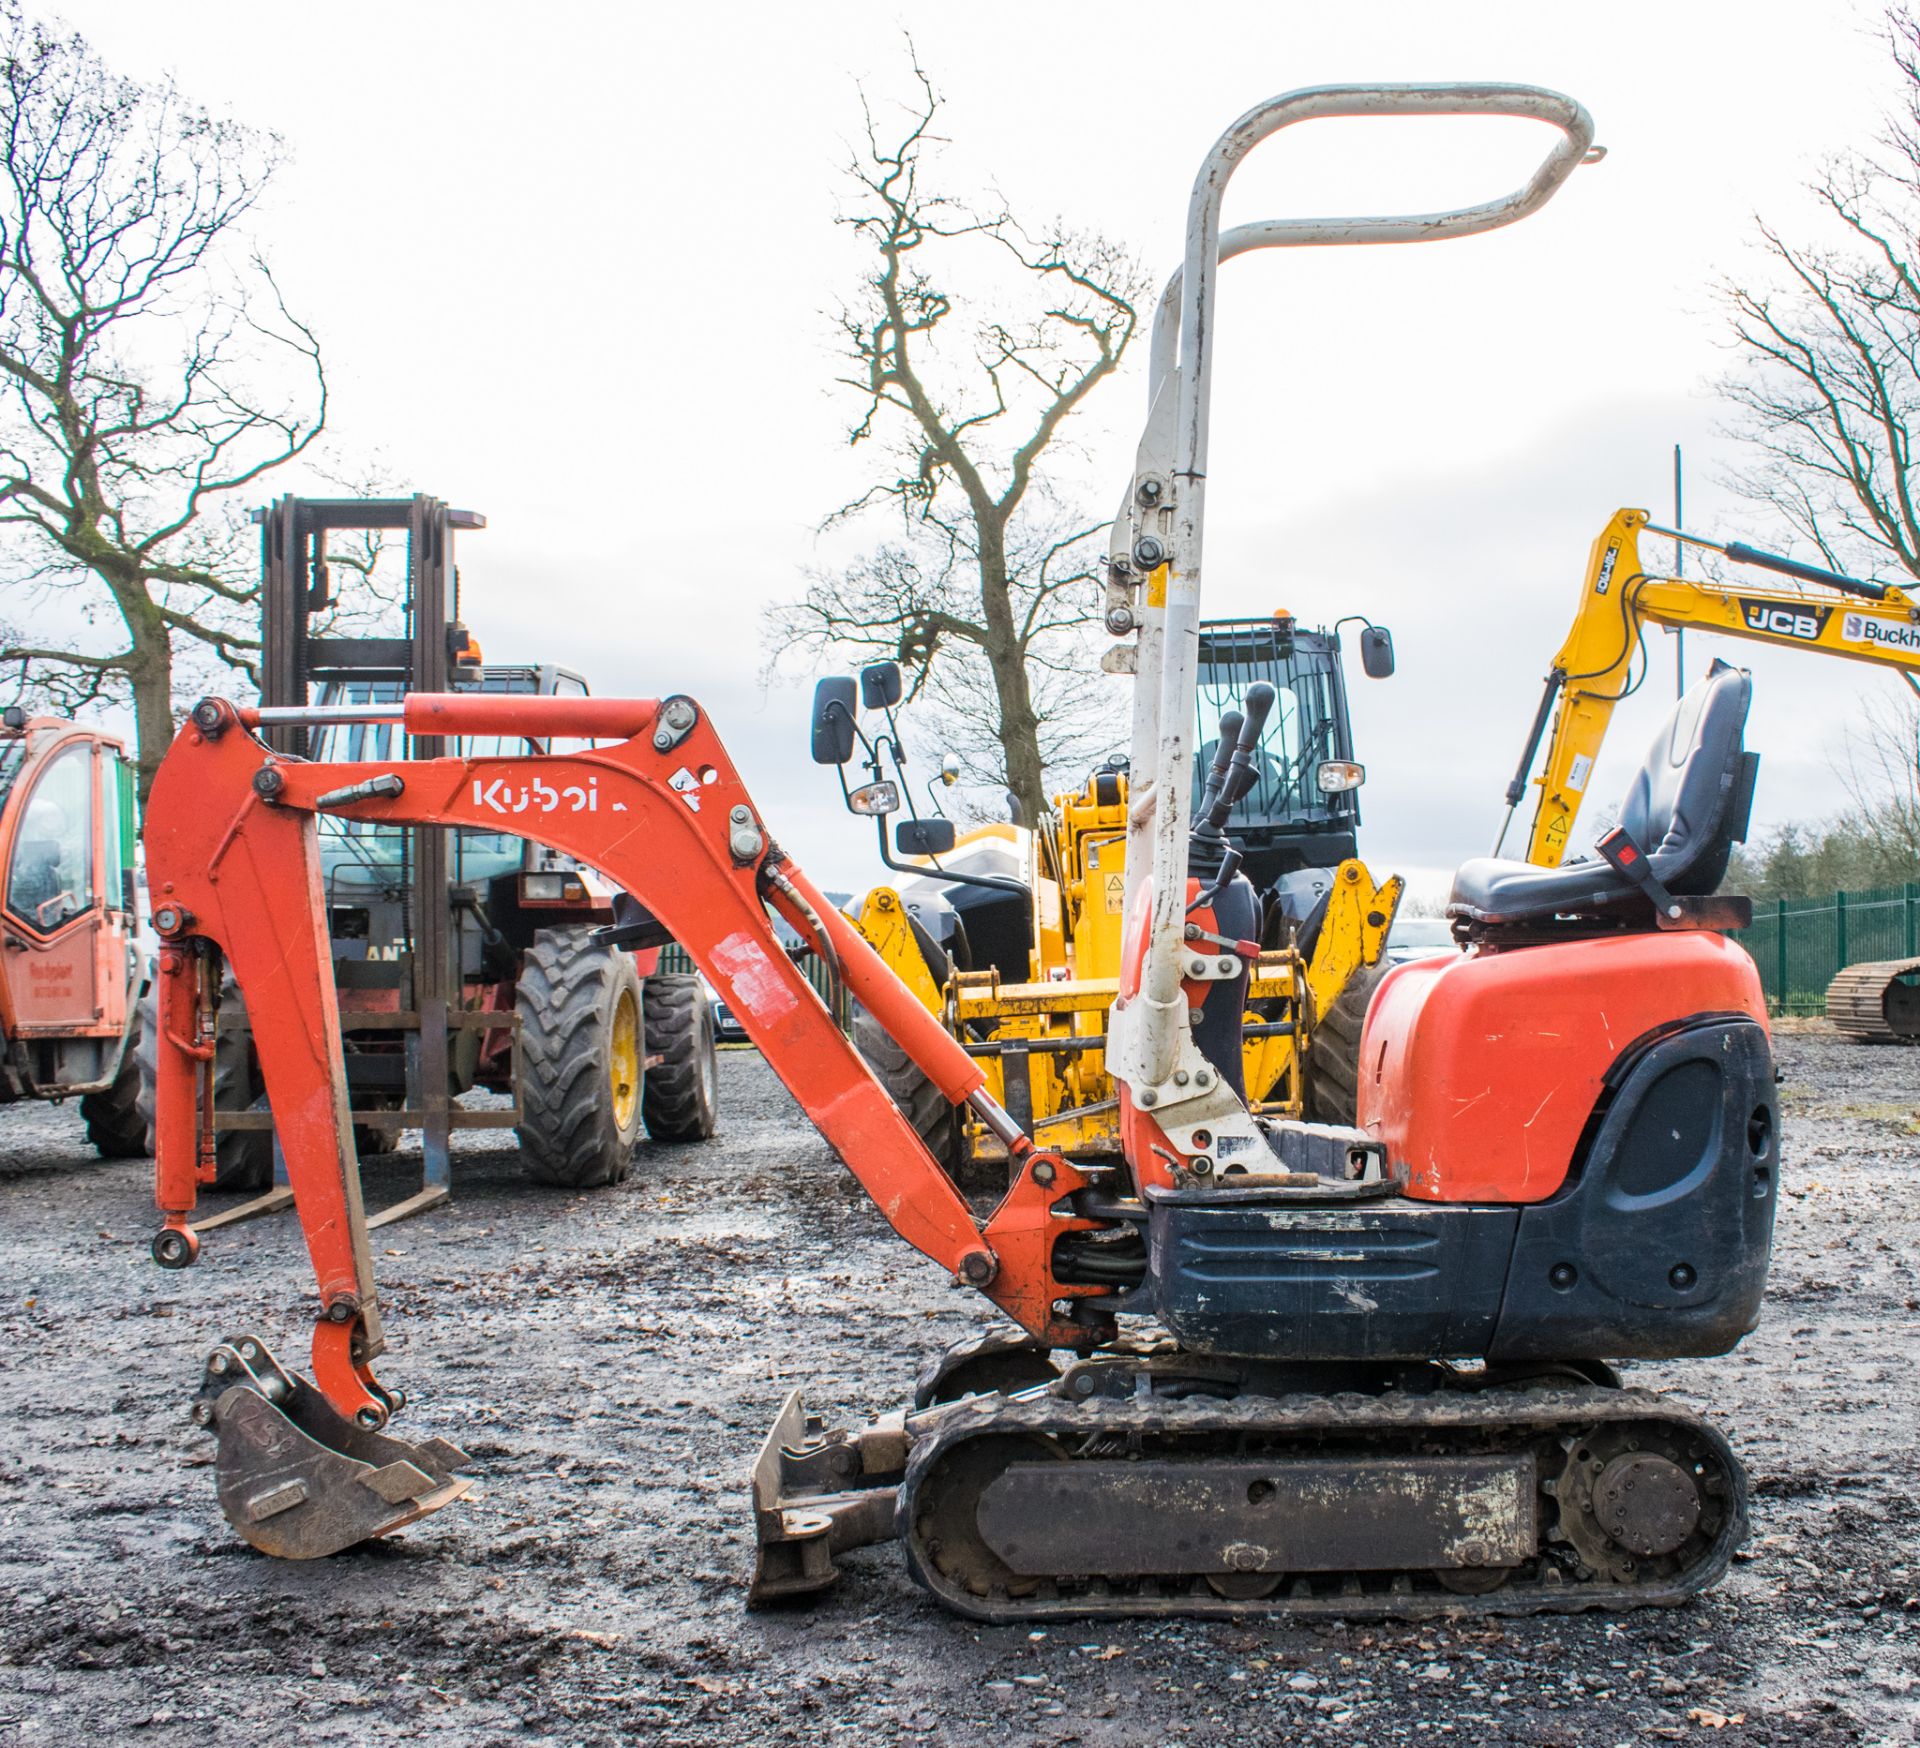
[
  {"x1": 0, "y1": 708, "x2": 146, "y2": 1155},
  {"x1": 145, "y1": 84, "x2": 1778, "y2": 1620}
]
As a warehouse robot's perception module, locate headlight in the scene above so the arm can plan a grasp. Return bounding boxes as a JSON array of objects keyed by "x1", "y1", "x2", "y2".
[
  {"x1": 520, "y1": 872, "x2": 587, "y2": 903},
  {"x1": 847, "y1": 780, "x2": 900, "y2": 817},
  {"x1": 1316, "y1": 760, "x2": 1365, "y2": 794}
]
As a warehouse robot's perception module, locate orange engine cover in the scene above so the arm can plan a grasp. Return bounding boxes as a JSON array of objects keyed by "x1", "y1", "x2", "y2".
[{"x1": 1358, "y1": 931, "x2": 1768, "y2": 1204}]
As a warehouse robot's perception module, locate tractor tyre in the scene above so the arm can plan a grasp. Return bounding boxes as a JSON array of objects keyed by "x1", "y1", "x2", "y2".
[
  {"x1": 516, "y1": 929, "x2": 645, "y2": 1188},
  {"x1": 354, "y1": 1111, "x2": 402, "y2": 1158},
  {"x1": 639, "y1": 972, "x2": 719, "y2": 1143},
  {"x1": 133, "y1": 982, "x2": 274, "y2": 1191},
  {"x1": 850, "y1": 1003, "x2": 991, "y2": 1192},
  {"x1": 81, "y1": 1006, "x2": 150, "y2": 1159},
  {"x1": 1302, "y1": 961, "x2": 1388, "y2": 1129}
]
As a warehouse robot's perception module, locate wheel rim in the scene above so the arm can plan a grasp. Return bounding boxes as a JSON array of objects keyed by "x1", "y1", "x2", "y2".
[
  {"x1": 698, "y1": 1012, "x2": 718, "y2": 1111},
  {"x1": 610, "y1": 988, "x2": 641, "y2": 1130}
]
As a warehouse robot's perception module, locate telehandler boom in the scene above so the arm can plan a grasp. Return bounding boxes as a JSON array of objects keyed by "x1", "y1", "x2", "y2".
[{"x1": 146, "y1": 84, "x2": 1780, "y2": 1622}]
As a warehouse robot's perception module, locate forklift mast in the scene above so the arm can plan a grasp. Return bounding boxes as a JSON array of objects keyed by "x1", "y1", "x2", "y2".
[{"x1": 254, "y1": 495, "x2": 487, "y2": 1204}]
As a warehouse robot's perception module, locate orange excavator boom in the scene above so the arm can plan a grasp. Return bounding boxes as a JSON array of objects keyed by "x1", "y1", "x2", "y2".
[{"x1": 143, "y1": 691, "x2": 1106, "y2": 1553}]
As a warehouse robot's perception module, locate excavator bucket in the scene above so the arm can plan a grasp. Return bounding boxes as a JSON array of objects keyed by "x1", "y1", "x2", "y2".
[{"x1": 191, "y1": 1337, "x2": 473, "y2": 1560}]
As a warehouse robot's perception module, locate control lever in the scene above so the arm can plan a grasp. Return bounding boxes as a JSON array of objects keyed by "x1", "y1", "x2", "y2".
[
  {"x1": 1194, "y1": 708, "x2": 1244, "y2": 833},
  {"x1": 1190, "y1": 684, "x2": 1276, "y2": 897},
  {"x1": 1201, "y1": 683, "x2": 1276, "y2": 836}
]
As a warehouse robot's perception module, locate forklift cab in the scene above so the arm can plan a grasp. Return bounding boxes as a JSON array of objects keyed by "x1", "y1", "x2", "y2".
[{"x1": 311, "y1": 660, "x2": 598, "y2": 909}]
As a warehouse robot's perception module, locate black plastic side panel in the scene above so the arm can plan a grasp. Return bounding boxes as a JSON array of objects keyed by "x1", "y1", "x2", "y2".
[
  {"x1": 1143, "y1": 1016, "x2": 1777, "y2": 1365},
  {"x1": 1146, "y1": 1193, "x2": 1518, "y2": 1360},
  {"x1": 1490, "y1": 1018, "x2": 1777, "y2": 1361}
]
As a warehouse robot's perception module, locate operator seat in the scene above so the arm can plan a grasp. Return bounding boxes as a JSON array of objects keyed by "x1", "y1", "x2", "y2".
[{"x1": 1449, "y1": 660, "x2": 1758, "y2": 930}]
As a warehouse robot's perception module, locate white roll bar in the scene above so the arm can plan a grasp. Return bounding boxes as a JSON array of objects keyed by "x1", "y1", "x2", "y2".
[{"x1": 1111, "y1": 83, "x2": 1598, "y2": 1092}]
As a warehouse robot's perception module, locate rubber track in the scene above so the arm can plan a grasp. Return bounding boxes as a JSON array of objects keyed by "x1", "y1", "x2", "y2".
[
  {"x1": 1303, "y1": 961, "x2": 1384, "y2": 1126},
  {"x1": 899, "y1": 1384, "x2": 1747, "y2": 1622},
  {"x1": 80, "y1": 1008, "x2": 149, "y2": 1159},
  {"x1": 1825, "y1": 956, "x2": 1920, "y2": 1042},
  {"x1": 640, "y1": 972, "x2": 718, "y2": 1143},
  {"x1": 516, "y1": 930, "x2": 641, "y2": 1187}
]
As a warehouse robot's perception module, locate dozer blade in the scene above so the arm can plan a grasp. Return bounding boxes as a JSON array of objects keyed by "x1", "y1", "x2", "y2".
[
  {"x1": 1825, "y1": 956, "x2": 1920, "y2": 1042},
  {"x1": 747, "y1": 1388, "x2": 904, "y2": 1606},
  {"x1": 193, "y1": 1336, "x2": 474, "y2": 1560}
]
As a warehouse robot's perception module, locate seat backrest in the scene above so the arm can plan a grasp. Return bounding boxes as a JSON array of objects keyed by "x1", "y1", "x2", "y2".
[{"x1": 1616, "y1": 659, "x2": 1756, "y2": 897}]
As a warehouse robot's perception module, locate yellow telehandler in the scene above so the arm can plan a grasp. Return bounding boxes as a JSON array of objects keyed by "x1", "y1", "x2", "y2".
[{"x1": 812, "y1": 613, "x2": 1403, "y2": 1177}]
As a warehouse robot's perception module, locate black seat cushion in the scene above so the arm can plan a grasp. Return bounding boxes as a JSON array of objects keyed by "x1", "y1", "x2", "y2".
[{"x1": 1451, "y1": 661, "x2": 1756, "y2": 928}]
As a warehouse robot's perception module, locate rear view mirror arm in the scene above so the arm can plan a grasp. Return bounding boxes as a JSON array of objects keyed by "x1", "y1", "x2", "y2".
[{"x1": 871, "y1": 815, "x2": 1030, "y2": 898}]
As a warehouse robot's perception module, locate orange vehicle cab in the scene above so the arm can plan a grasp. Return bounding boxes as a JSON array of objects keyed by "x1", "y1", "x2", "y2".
[{"x1": 0, "y1": 710, "x2": 144, "y2": 1111}]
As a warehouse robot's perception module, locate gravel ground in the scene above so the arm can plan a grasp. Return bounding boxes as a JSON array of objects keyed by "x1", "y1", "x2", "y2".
[{"x1": 0, "y1": 1026, "x2": 1916, "y2": 1746}]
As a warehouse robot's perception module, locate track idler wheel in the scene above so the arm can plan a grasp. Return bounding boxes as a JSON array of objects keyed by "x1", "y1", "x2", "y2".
[
  {"x1": 194, "y1": 1335, "x2": 473, "y2": 1559},
  {"x1": 1554, "y1": 1421, "x2": 1727, "y2": 1585}
]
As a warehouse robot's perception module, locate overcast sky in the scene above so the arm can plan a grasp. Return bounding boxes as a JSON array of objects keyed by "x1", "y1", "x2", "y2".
[{"x1": 65, "y1": 0, "x2": 1904, "y2": 895}]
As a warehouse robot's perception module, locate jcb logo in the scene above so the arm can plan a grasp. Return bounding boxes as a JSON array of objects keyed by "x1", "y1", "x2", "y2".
[
  {"x1": 1593, "y1": 543, "x2": 1620, "y2": 596},
  {"x1": 1739, "y1": 598, "x2": 1831, "y2": 641}
]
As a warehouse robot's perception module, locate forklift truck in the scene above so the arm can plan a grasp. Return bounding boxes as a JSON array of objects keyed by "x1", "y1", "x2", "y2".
[{"x1": 167, "y1": 494, "x2": 717, "y2": 1222}]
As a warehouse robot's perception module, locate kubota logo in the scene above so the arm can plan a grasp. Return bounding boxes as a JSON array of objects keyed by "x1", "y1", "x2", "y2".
[{"x1": 473, "y1": 775, "x2": 601, "y2": 815}]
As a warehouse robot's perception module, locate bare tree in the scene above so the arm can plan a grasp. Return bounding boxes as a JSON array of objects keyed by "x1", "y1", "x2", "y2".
[
  {"x1": 0, "y1": 5, "x2": 326, "y2": 798},
  {"x1": 1720, "y1": 7, "x2": 1920, "y2": 580},
  {"x1": 768, "y1": 57, "x2": 1149, "y2": 825},
  {"x1": 1834, "y1": 687, "x2": 1920, "y2": 867}
]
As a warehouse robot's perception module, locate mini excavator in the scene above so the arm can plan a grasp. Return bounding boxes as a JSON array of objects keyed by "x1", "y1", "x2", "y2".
[{"x1": 144, "y1": 85, "x2": 1780, "y2": 1618}]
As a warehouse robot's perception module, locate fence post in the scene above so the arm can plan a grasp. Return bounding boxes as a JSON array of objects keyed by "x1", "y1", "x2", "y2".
[
  {"x1": 1836, "y1": 887, "x2": 1848, "y2": 973},
  {"x1": 1908, "y1": 881, "x2": 1918, "y2": 958},
  {"x1": 1776, "y1": 897, "x2": 1788, "y2": 1015}
]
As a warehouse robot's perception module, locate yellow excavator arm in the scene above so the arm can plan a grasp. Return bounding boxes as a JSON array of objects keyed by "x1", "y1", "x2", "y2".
[{"x1": 1506, "y1": 506, "x2": 1920, "y2": 866}]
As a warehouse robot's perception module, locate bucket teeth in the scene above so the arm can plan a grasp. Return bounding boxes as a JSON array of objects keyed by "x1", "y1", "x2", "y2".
[{"x1": 197, "y1": 1334, "x2": 473, "y2": 1560}]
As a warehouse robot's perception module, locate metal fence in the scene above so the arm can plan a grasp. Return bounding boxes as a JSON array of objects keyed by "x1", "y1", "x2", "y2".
[{"x1": 1735, "y1": 882, "x2": 1920, "y2": 1015}]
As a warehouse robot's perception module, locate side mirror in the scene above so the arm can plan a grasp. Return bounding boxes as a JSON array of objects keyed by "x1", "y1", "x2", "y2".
[
  {"x1": 938, "y1": 752, "x2": 961, "y2": 786},
  {"x1": 860, "y1": 661, "x2": 904, "y2": 710},
  {"x1": 896, "y1": 817, "x2": 956, "y2": 857},
  {"x1": 810, "y1": 676, "x2": 858, "y2": 765},
  {"x1": 1359, "y1": 626, "x2": 1395, "y2": 679}
]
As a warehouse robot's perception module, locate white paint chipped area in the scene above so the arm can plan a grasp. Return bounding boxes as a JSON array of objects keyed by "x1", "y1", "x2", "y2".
[{"x1": 708, "y1": 929, "x2": 799, "y2": 1024}]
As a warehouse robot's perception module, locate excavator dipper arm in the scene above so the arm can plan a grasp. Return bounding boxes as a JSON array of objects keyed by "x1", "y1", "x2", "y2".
[{"x1": 143, "y1": 692, "x2": 1108, "y2": 1549}]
